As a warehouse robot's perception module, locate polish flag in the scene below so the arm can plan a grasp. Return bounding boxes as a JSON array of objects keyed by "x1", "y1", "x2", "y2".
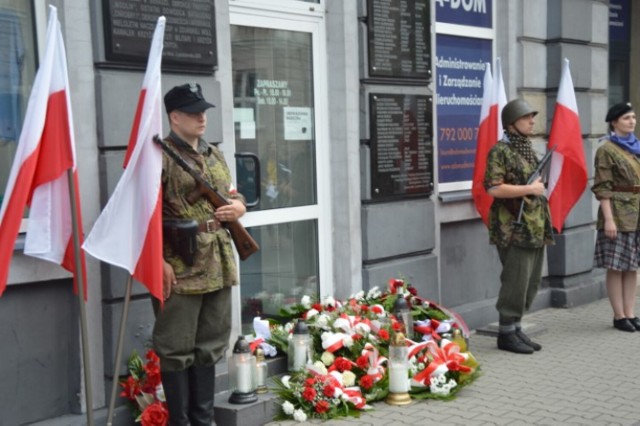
[
  {"x1": 547, "y1": 58, "x2": 587, "y2": 232},
  {"x1": 472, "y1": 59, "x2": 507, "y2": 226},
  {"x1": 83, "y1": 17, "x2": 165, "y2": 302},
  {"x1": 0, "y1": 6, "x2": 87, "y2": 296}
]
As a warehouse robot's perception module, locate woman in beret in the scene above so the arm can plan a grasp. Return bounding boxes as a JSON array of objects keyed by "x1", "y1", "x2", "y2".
[{"x1": 592, "y1": 102, "x2": 640, "y2": 332}]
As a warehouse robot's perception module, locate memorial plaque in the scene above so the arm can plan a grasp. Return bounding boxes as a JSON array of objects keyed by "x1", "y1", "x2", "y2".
[
  {"x1": 370, "y1": 94, "x2": 433, "y2": 198},
  {"x1": 102, "y1": 0, "x2": 217, "y2": 70},
  {"x1": 367, "y1": 0, "x2": 430, "y2": 79}
]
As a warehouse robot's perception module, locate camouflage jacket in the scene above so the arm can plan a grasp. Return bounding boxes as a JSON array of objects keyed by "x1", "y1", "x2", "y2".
[
  {"x1": 162, "y1": 132, "x2": 245, "y2": 294},
  {"x1": 484, "y1": 140, "x2": 554, "y2": 248},
  {"x1": 592, "y1": 140, "x2": 640, "y2": 232}
]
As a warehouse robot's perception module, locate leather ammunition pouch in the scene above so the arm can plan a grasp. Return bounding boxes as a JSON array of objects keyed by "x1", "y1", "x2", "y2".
[{"x1": 163, "y1": 219, "x2": 198, "y2": 266}]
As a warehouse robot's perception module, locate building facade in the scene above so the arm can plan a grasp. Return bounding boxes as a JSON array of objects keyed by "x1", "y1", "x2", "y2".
[{"x1": 0, "y1": 0, "x2": 637, "y2": 424}]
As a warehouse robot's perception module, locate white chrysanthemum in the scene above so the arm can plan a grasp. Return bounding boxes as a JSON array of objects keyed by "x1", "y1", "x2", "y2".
[
  {"x1": 281, "y1": 375, "x2": 291, "y2": 389},
  {"x1": 367, "y1": 286, "x2": 381, "y2": 299},
  {"x1": 306, "y1": 309, "x2": 319, "y2": 319},
  {"x1": 284, "y1": 322, "x2": 294, "y2": 333},
  {"x1": 353, "y1": 290, "x2": 365, "y2": 301},
  {"x1": 324, "y1": 296, "x2": 336, "y2": 307},
  {"x1": 342, "y1": 370, "x2": 356, "y2": 387},
  {"x1": 316, "y1": 314, "x2": 329, "y2": 328},
  {"x1": 282, "y1": 400, "x2": 295, "y2": 415},
  {"x1": 300, "y1": 295, "x2": 312, "y2": 309},
  {"x1": 409, "y1": 364, "x2": 418, "y2": 375},
  {"x1": 320, "y1": 351, "x2": 335, "y2": 366},
  {"x1": 293, "y1": 409, "x2": 307, "y2": 422}
]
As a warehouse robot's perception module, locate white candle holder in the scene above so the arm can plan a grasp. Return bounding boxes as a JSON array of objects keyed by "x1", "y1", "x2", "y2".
[
  {"x1": 385, "y1": 332, "x2": 412, "y2": 406},
  {"x1": 288, "y1": 320, "x2": 313, "y2": 372},
  {"x1": 392, "y1": 296, "x2": 414, "y2": 339},
  {"x1": 228, "y1": 336, "x2": 258, "y2": 404},
  {"x1": 254, "y1": 347, "x2": 268, "y2": 394}
]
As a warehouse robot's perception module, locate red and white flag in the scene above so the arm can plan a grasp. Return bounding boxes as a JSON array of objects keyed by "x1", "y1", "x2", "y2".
[
  {"x1": 0, "y1": 6, "x2": 87, "y2": 296},
  {"x1": 83, "y1": 17, "x2": 165, "y2": 302},
  {"x1": 472, "y1": 59, "x2": 507, "y2": 225},
  {"x1": 547, "y1": 58, "x2": 587, "y2": 232}
]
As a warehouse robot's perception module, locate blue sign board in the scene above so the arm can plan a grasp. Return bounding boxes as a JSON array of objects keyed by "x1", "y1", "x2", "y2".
[
  {"x1": 436, "y1": 34, "x2": 491, "y2": 184},
  {"x1": 609, "y1": 0, "x2": 630, "y2": 42},
  {"x1": 435, "y1": 0, "x2": 492, "y2": 28}
]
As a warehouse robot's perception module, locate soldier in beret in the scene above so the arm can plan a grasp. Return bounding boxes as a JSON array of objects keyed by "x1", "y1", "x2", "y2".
[
  {"x1": 153, "y1": 82, "x2": 246, "y2": 425},
  {"x1": 592, "y1": 102, "x2": 640, "y2": 333},
  {"x1": 484, "y1": 99, "x2": 554, "y2": 354}
]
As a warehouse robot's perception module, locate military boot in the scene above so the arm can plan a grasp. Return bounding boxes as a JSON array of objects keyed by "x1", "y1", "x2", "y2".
[
  {"x1": 161, "y1": 370, "x2": 190, "y2": 426},
  {"x1": 188, "y1": 365, "x2": 217, "y2": 426},
  {"x1": 497, "y1": 332, "x2": 534, "y2": 354},
  {"x1": 515, "y1": 328, "x2": 542, "y2": 351}
]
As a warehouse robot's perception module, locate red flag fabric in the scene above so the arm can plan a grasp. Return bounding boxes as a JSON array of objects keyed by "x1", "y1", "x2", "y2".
[
  {"x1": 0, "y1": 7, "x2": 87, "y2": 296},
  {"x1": 547, "y1": 58, "x2": 587, "y2": 232},
  {"x1": 83, "y1": 17, "x2": 165, "y2": 302},
  {"x1": 472, "y1": 59, "x2": 507, "y2": 225}
]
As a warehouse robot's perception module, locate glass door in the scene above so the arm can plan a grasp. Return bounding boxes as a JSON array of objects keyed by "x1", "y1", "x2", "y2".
[{"x1": 230, "y1": 6, "x2": 330, "y2": 333}]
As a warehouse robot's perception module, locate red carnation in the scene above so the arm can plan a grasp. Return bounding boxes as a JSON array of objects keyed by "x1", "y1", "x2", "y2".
[
  {"x1": 359, "y1": 375, "x2": 374, "y2": 390},
  {"x1": 323, "y1": 384, "x2": 336, "y2": 398},
  {"x1": 360, "y1": 305, "x2": 369, "y2": 313},
  {"x1": 378, "y1": 329, "x2": 389, "y2": 341},
  {"x1": 145, "y1": 349, "x2": 160, "y2": 365},
  {"x1": 305, "y1": 377, "x2": 316, "y2": 387},
  {"x1": 302, "y1": 386, "x2": 317, "y2": 402},
  {"x1": 119, "y1": 376, "x2": 141, "y2": 401},
  {"x1": 312, "y1": 303, "x2": 323, "y2": 312},
  {"x1": 391, "y1": 321, "x2": 403, "y2": 332},
  {"x1": 315, "y1": 400, "x2": 330, "y2": 414},
  {"x1": 356, "y1": 355, "x2": 369, "y2": 369},
  {"x1": 371, "y1": 305, "x2": 383, "y2": 314},
  {"x1": 334, "y1": 357, "x2": 352, "y2": 372},
  {"x1": 140, "y1": 401, "x2": 168, "y2": 426}
]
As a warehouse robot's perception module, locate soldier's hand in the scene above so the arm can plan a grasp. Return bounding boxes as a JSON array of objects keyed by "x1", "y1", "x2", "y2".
[
  {"x1": 528, "y1": 177, "x2": 546, "y2": 196},
  {"x1": 215, "y1": 199, "x2": 246, "y2": 222},
  {"x1": 162, "y1": 260, "x2": 176, "y2": 300}
]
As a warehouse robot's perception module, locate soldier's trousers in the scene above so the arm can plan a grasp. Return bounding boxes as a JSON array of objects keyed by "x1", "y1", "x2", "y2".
[
  {"x1": 495, "y1": 245, "x2": 544, "y2": 324},
  {"x1": 152, "y1": 287, "x2": 232, "y2": 372}
]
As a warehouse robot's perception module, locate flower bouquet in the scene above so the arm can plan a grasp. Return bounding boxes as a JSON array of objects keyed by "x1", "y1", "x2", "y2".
[
  {"x1": 263, "y1": 278, "x2": 481, "y2": 422},
  {"x1": 119, "y1": 349, "x2": 168, "y2": 426}
]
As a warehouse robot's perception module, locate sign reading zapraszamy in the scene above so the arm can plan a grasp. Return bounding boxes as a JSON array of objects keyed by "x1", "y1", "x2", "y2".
[
  {"x1": 367, "y1": 0, "x2": 430, "y2": 79},
  {"x1": 102, "y1": 0, "x2": 217, "y2": 70},
  {"x1": 370, "y1": 94, "x2": 433, "y2": 198}
]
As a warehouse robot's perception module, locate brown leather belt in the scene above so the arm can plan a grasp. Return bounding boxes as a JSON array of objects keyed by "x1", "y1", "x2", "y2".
[
  {"x1": 198, "y1": 218, "x2": 222, "y2": 233},
  {"x1": 613, "y1": 186, "x2": 640, "y2": 193}
]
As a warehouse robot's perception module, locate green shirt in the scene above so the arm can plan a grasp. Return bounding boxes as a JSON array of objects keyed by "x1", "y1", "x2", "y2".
[
  {"x1": 592, "y1": 140, "x2": 640, "y2": 232},
  {"x1": 162, "y1": 133, "x2": 245, "y2": 294},
  {"x1": 484, "y1": 140, "x2": 554, "y2": 248}
]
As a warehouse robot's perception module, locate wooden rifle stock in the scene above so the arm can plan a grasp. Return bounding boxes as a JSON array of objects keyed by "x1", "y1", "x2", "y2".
[{"x1": 153, "y1": 135, "x2": 259, "y2": 260}]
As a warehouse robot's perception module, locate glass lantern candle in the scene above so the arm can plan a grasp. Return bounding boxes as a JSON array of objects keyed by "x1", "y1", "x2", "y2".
[
  {"x1": 392, "y1": 296, "x2": 414, "y2": 339},
  {"x1": 288, "y1": 320, "x2": 313, "y2": 371},
  {"x1": 228, "y1": 336, "x2": 258, "y2": 404},
  {"x1": 385, "y1": 332, "x2": 412, "y2": 406},
  {"x1": 254, "y1": 347, "x2": 268, "y2": 394}
]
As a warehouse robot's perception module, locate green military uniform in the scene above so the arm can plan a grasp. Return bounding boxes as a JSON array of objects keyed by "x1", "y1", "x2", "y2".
[
  {"x1": 484, "y1": 134, "x2": 554, "y2": 324},
  {"x1": 153, "y1": 131, "x2": 245, "y2": 371}
]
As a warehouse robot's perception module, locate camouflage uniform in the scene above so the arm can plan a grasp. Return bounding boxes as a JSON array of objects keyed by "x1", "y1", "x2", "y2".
[
  {"x1": 153, "y1": 132, "x2": 245, "y2": 371},
  {"x1": 592, "y1": 140, "x2": 640, "y2": 270},
  {"x1": 484, "y1": 136, "x2": 554, "y2": 323}
]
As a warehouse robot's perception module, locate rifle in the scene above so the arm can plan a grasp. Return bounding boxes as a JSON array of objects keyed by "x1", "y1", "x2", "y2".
[
  {"x1": 513, "y1": 146, "x2": 556, "y2": 225},
  {"x1": 153, "y1": 135, "x2": 259, "y2": 261}
]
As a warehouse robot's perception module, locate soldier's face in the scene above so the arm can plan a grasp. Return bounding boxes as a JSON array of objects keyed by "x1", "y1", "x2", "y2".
[
  {"x1": 512, "y1": 113, "x2": 536, "y2": 136},
  {"x1": 171, "y1": 110, "x2": 207, "y2": 141},
  {"x1": 612, "y1": 112, "x2": 636, "y2": 136}
]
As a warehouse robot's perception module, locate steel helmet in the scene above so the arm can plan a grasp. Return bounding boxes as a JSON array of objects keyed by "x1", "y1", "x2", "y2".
[{"x1": 501, "y1": 99, "x2": 538, "y2": 128}]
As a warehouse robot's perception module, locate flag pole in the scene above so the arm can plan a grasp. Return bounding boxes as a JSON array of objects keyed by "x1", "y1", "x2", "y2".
[
  {"x1": 67, "y1": 169, "x2": 94, "y2": 426},
  {"x1": 106, "y1": 275, "x2": 133, "y2": 426}
]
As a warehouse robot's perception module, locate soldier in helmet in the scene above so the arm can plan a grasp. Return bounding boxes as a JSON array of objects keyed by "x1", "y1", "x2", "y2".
[
  {"x1": 483, "y1": 98, "x2": 554, "y2": 354},
  {"x1": 592, "y1": 102, "x2": 640, "y2": 333}
]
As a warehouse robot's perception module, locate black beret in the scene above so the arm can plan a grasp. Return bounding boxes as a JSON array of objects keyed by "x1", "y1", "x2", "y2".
[
  {"x1": 164, "y1": 82, "x2": 215, "y2": 114},
  {"x1": 605, "y1": 102, "x2": 633, "y2": 122}
]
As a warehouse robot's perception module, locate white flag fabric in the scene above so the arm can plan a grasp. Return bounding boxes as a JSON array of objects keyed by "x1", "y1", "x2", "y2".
[
  {"x1": 83, "y1": 17, "x2": 165, "y2": 302},
  {"x1": 0, "y1": 6, "x2": 86, "y2": 296}
]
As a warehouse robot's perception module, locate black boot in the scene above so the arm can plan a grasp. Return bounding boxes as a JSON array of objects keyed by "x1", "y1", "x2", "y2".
[
  {"x1": 161, "y1": 370, "x2": 190, "y2": 426},
  {"x1": 188, "y1": 365, "x2": 217, "y2": 426},
  {"x1": 515, "y1": 328, "x2": 542, "y2": 351},
  {"x1": 497, "y1": 332, "x2": 534, "y2": 354}
]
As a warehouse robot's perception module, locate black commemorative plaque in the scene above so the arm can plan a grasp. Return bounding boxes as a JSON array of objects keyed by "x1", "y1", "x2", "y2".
[
  {"x1": 103, "y1": 0, "x2": 217, "y2": 70},
  {"x1": 367, "y1": 0, "x2": 430, "y2": 79},
  {"x1": 370, "y1": 94, "x2": 433, "y2": 198}
]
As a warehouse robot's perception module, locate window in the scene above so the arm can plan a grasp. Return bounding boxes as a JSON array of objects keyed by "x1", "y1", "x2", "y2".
[{"x1": 0, "y1": 0, "x2": 37, "y2": 208}]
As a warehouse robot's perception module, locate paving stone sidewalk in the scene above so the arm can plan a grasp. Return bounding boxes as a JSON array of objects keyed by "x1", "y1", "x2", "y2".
[{"x1": 266, "y1": 294, "x2": 640, "y2": 426}]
